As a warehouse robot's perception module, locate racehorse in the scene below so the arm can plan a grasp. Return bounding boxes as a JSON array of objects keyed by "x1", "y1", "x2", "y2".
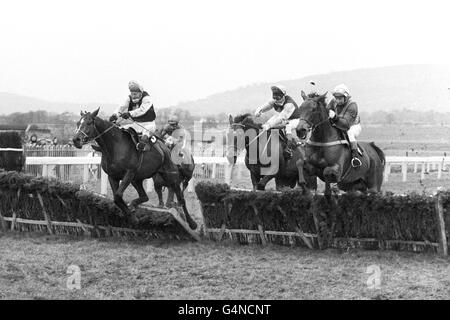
[
  {"x1": 72, "y1": 108, "x2": 197, "y2": 230},
  {"x1": 297, "y1": 92, "x2": 385, "y2": 195},
  {"x1": 228, "y1": 113, "x2": 317, "y2": 191}
]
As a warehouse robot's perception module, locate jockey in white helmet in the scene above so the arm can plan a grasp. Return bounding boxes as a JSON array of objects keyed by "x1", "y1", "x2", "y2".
[
  {"x1": 327, "y1": 84, "x2": 362, "y2": 167},
  {"x1": 254, "y1": 85, "x2": 302, "y2": 157},
  {"x1": 109, "y1": 80, "x2": 157, "y2": 151}
]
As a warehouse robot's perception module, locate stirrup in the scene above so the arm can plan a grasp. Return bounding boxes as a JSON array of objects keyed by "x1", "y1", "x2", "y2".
[
  {"x1": 136, "y1": 142, "x2": 146, "y2": 151},
  {"x1": 351, "y1": 157, "x2": 362, "y2": 168}
]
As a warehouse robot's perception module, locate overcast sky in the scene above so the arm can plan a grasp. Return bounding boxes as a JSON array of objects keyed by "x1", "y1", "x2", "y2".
[{"x1": 1, "y1": 0, "x2": 450, "y2": 109}]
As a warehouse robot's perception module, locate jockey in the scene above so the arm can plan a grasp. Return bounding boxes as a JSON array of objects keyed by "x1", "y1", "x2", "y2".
[
  {"x1": 327, "y1": 84, "x2": 362, "y2": 167},
  {"x1": 254, "y1": 85, "x2": 302, "y2": 157},
  {"x1": 109, "y1": 80, "x2": 157, "y2": 151},
  {"x1": 160, "y1": 114, "x2": 185, "y2": 151}
]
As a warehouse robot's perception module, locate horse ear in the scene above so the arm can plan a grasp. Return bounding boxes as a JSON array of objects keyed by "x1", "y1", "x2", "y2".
[
  {"x1": 228, "y1": 114, "x2": 234, "y2": 125},
  {"x1": 319, "y1": 92, "x2": 328, "y2": 101},
  {"x1": 301, "y1": 90, "x2": 307, "y2": 101},
  {"x1": 91, "y1": 107, "x2": 100, "y2": 118},
  {"x1": 80, "y1": 110, "x2": 84, "y2": 116}
]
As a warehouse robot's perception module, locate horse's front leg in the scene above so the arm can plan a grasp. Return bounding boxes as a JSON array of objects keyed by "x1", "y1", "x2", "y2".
[
  {"x1": 323, "y1": 164, "x2": 341, "y2": 184},
  {"x1": 256, "y1": 175, "x2": 275, "y2": 190},
  {"x1": 114, "y1": 170, "x2": 137, "y2": 221},
  {"x1": 295, "y1": 157, "x2": 310, "y2": 194}
]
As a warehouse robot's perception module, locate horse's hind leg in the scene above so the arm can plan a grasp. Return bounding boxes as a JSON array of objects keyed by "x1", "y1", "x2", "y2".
[
  {"x1": 165, "y1": 187, "x2": 176, "y2": 207},
  {"x1": 172, "y1": 184, "x2": 197, "y2": 230},
  {"x1": 130, "y1": 178, "x2": 149, "y2": 212},
  {"x1": 153, "y1": 176, "x2": 165, "y2": 207}
]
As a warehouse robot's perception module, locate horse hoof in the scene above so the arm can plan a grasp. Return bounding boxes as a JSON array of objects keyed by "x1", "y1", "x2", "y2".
[{"x1": 188, "y1": 220, "x2": 198, "y2": 230}]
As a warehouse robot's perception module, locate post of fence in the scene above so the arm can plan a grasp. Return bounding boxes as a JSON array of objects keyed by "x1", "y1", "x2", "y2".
[
  {"x1": 224, "y1": 164, "x2": 233, "y2": 185},
  {"x1": 42, "y1": 164, "x2": 48, "y2": 178},
  {"x1": 383, "y1": 163, "x2": 390, "y2": 182},
  {"x1": 438, "y1": 162, "x2": 442, "y2": 180},
  {"x1": 83, "y1": 164, "x2": 89, "y2": 183},
  {"x1": 100, "y1": 169, "x2": 108, "y2": 195},
  {"x1": 435, "y1": 192, "x2": 448, "y2": 256},
  {"x1": 421, "y1": 162, "x2": 426, "y2": 180},
  {"x1": 211, "y1": 163, "x2": 216, "y2": 179},
  {"x1": 413, "y1": 162, "x2": 418, "y2": 173},
  {"x1": 401, "y1": 162, "x2": 407, "y2": 182}
]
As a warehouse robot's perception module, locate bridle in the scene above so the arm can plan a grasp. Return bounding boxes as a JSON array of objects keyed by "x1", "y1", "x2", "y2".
[
  {"x1": 298, "y1": 98, "x2": 330, "y2": 135},
  {"x1": 298, "y1": 117, "x2": 330, "y2": 135},
  {"x1": 75, "y1": 117, "x2": 117, "y2": 144}
]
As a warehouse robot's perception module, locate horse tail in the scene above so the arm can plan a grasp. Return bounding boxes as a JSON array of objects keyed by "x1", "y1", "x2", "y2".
[{"x1": 370, "y1": 142, "x2": 385, "y2": 166}]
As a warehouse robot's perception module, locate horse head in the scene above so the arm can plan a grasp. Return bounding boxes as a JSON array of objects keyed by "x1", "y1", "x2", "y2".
[
  {"x1": 72, "y1": 107, "x2": 100, "y2": 148},
  {"x1": 297, "y1": 91, "x2": 328, "y2": 137},
  {"x1": 229, "y1": 113, "x2": 262, "y2": 131}
]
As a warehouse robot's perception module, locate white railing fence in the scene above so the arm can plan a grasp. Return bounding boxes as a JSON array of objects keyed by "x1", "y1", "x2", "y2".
[{"x1": 22, "y1": 155, "x2": 450, "y2": 196}]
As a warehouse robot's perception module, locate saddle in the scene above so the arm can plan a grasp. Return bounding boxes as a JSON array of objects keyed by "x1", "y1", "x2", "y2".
[{"x1": 123, "y1": 128, "x2": 156, "y2": 152}]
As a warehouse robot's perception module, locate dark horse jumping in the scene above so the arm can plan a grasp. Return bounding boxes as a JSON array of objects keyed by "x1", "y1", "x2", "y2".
[
  {"x1": 228, "y1": 113, "x2": 317, "y2": 191},
  {"x1": 297, "y1": 92, "x2": 385, "y2": 195},
  {"x1": 72, "y1": 108, "x2": 197, "y2": 230}
]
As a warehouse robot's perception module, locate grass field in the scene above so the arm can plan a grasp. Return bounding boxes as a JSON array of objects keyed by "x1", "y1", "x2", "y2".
[
  {"x1": 1, "y1": 232, "x2": 450, "y2": 300},
  {"x1": 2, "y1": 169, "x2": 450, "y2": 300}
]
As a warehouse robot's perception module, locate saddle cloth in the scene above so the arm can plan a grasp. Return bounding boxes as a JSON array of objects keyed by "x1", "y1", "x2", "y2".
[{"x1": 340, "y1": 143, "x2": 371, "y2": 184}]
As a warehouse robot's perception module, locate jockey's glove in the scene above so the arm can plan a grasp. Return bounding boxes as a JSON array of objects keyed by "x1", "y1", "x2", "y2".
[
  {"x1": 262, "y1": 123, "x2": 271, "y2": 131},
  {"x1": 254, "y1": 109, "x2": 262, "y2": 117},
  {"x1": 121, "y1": 112, "x2": 131, "y2": 119},
  {"x1": 328, "y1": 109, "x2": 336, "y2": 119},
  {"x1": 109, "y1": 114, "x2": 118, "y2": 122}
]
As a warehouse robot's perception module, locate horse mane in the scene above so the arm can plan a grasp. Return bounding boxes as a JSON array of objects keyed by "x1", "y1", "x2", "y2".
[
  {"x1": 308, "y1": 92, "x2": 327, "y2": 108},
  {"x1": 307, "y1": 92, "x2": 320, "y2": 99},
  {"x1": 233, "y1": 113, "x2": 253, "y2": 124}
]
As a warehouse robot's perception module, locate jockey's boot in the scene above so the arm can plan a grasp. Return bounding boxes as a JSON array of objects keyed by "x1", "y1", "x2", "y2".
[
  {"x1": 350, "y1": 141, "x2": 362, "y2": 167},
  {"x1": 136, "y1": 135, "x2": 149, "y2": 151}
]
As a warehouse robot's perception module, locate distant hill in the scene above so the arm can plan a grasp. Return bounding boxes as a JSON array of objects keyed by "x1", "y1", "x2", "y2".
[
  {"x1": 0, "y1": 92, "x2": 116, "y2": 116},
  {"x1": 1, "y1": 65, "x2": 450, "y2": 117},
  {"x1": 172, "y1": 64, "x2": 450, "y2": 116}
]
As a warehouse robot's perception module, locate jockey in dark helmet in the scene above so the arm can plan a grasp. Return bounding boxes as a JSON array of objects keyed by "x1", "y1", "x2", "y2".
[
  {"x1": 327, "y1": 84, "x2": 362, "y2": 167},
  {"x1": 109, "y1": 80, "x2": 157, "y2": 151},
  {"x1": 255, "y1": 85, "x2": 302, "y2": 158}
]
